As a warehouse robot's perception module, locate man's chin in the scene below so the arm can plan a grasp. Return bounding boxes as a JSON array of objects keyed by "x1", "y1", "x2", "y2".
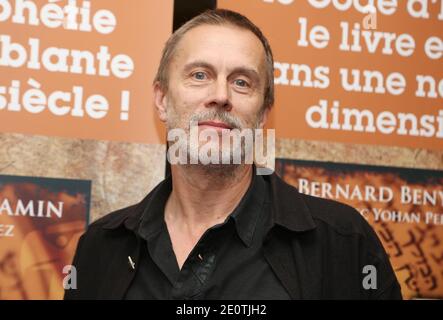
[
  {"x1": 181, "y1": 162, "x2": 247, "y2": 176},
  {"x1": 187, "y1": 151, "x2": 251, "y2": 166}
]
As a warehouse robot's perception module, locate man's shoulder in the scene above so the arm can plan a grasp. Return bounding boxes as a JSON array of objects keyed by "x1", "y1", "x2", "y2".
[
  {"x1": 300, "y1": 192, "x2": 370, "y2": 235},
  {"x1": 269, "y1": 174, "x2": 402, "y2": 299},
  {"x1": 269, "y1": 172, "x2": 371, "y2": 237},
  {"x1": 85, "y1": 177, "x2": 166, "y2": 234},
  {"x1": 88, "y1": 204, "x2": 139, "y2": 230},
  {"x1": 75, "y1": 205, "x2": 140, "y2": 252}
]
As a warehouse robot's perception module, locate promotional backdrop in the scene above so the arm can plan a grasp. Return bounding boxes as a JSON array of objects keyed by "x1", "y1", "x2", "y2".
[{"x1": 0, "y1": 0, "x2": 441, "y2": 299}]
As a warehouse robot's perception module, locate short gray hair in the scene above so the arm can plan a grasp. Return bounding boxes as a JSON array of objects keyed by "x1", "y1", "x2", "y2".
[{"x1": 154, "y1": 9, "x2": 274, "y2": 110}]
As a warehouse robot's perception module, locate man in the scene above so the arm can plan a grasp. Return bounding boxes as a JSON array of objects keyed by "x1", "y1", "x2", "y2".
[{"x1": 65, "y1": 9, "x2": 402, "y2": 299}]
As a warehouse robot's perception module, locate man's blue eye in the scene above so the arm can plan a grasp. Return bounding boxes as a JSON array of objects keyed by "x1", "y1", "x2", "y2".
[
  {"x1": 193, "y1": 72, "x2": 206, "y2": 80},
  {"x1": 235, "y1": 79, "x2": 248, "y2": 87}
]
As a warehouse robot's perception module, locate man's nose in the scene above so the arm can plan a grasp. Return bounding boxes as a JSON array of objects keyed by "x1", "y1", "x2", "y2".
[{"x1": 205, "y1": 78, "x2": 232, "y2": 111}]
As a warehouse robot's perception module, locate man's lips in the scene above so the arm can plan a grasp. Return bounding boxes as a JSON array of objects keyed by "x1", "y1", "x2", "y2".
[{"x1": 198, "y1": 121, "x2": 233, "y2": 129}]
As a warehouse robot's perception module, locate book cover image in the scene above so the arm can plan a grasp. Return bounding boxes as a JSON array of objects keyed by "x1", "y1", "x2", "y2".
[
  {"x1": 0, "y1": 175, "x2": 91, "y2": 300},
  {"x1": 276, "y1": 159, "x2": 443, "y2": 299}
]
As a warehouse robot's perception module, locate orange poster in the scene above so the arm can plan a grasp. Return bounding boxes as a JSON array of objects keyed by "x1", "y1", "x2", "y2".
[
  {"x1": 277, "y1": 158, "x2": 443, "y2": 299},
  {"x1": 0, "y1": 0, "x2": 173, "y2": 143},
  {"x1": 219, "y1": 0, "x2": 443, "y2": 150},
  {"x1": 0, "y1": 175, "x2": 90, "y2": 299}
]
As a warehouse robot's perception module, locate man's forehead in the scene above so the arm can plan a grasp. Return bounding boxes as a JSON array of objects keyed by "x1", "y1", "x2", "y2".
[{"x1": 172, "y1": 23, "x2": 266, "y2": 68}]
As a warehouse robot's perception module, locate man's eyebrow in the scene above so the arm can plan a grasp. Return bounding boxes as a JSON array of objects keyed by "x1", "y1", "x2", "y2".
[
  {"x1": 183, "y1": 61, "x2": 261, "y2": 82},
  {"x1": 183, "y1": 61, "x2": 215, "y2": 74},
  {"x1": 230, "y1": 67, "x2": 261, "y2": 83}
]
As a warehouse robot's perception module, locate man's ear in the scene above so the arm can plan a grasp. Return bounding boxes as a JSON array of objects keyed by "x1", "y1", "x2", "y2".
[
  {"x1": 153, "y1": 82, "x2": 167, "y2": 122},
  {"x1": 257, "y1": 106, "x2": 270, "y2": 128}
]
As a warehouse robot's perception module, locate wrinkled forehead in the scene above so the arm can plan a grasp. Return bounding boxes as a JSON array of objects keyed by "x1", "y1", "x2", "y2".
[{"x1": 170, "y1": 24, "x2": 267, "y2": 75}]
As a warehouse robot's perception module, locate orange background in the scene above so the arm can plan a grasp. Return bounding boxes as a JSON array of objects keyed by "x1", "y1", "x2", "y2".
[
  {"x1": 0, "y1": 0, "x2": 173, "y2": 144},
  {"x1": 219, "y1": 0, "x2": 442, "y2": 150}
]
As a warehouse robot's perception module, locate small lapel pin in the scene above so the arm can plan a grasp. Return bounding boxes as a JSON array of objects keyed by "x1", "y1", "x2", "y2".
[{"x1": 128, "y1": 256, "x2": 136, "y2": 270}]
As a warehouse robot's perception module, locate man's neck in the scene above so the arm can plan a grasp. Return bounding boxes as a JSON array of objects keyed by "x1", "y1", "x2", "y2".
[{"x1": 164, "y1": 164, "x2": 253, "y2": 238}]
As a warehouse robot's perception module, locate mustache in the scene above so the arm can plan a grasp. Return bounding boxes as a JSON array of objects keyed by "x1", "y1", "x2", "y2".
[{"x1": 189, "y1": 110, "x2": 244, "y2": 130}]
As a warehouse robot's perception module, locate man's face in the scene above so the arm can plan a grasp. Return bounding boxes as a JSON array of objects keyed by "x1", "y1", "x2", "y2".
[
  {"x1": 155, "y1": 25, "x2": 268, "y2": 165},
  {"x1": 154, "y1": 24, "x2": 269, "y2": 163}
]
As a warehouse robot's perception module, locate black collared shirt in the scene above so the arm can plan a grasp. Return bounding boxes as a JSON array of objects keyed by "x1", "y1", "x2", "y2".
[
  {"x1": 124, "y1": 171, "x2": 291, "y2": 300},
  {"x1": 66, "y1": 170, "x2": 403, "y2": 300}
]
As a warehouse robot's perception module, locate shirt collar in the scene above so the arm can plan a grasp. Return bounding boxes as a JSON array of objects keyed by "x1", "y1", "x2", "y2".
[
  {"x1": 137, "y1": 176, "x2": 172, "y2": 241},
  {"x1": 229, "y1": 166, "x2": 266, "y2": 247},
  {"x1": 101, "y1": 167, "x2": 316, "y2": 237},
  {"x1": 136, "y1": 166, "x2": 265, "y2": 248},
  {"x1": 262, "y1": 171, "x2": 317, "y2": 233}
]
